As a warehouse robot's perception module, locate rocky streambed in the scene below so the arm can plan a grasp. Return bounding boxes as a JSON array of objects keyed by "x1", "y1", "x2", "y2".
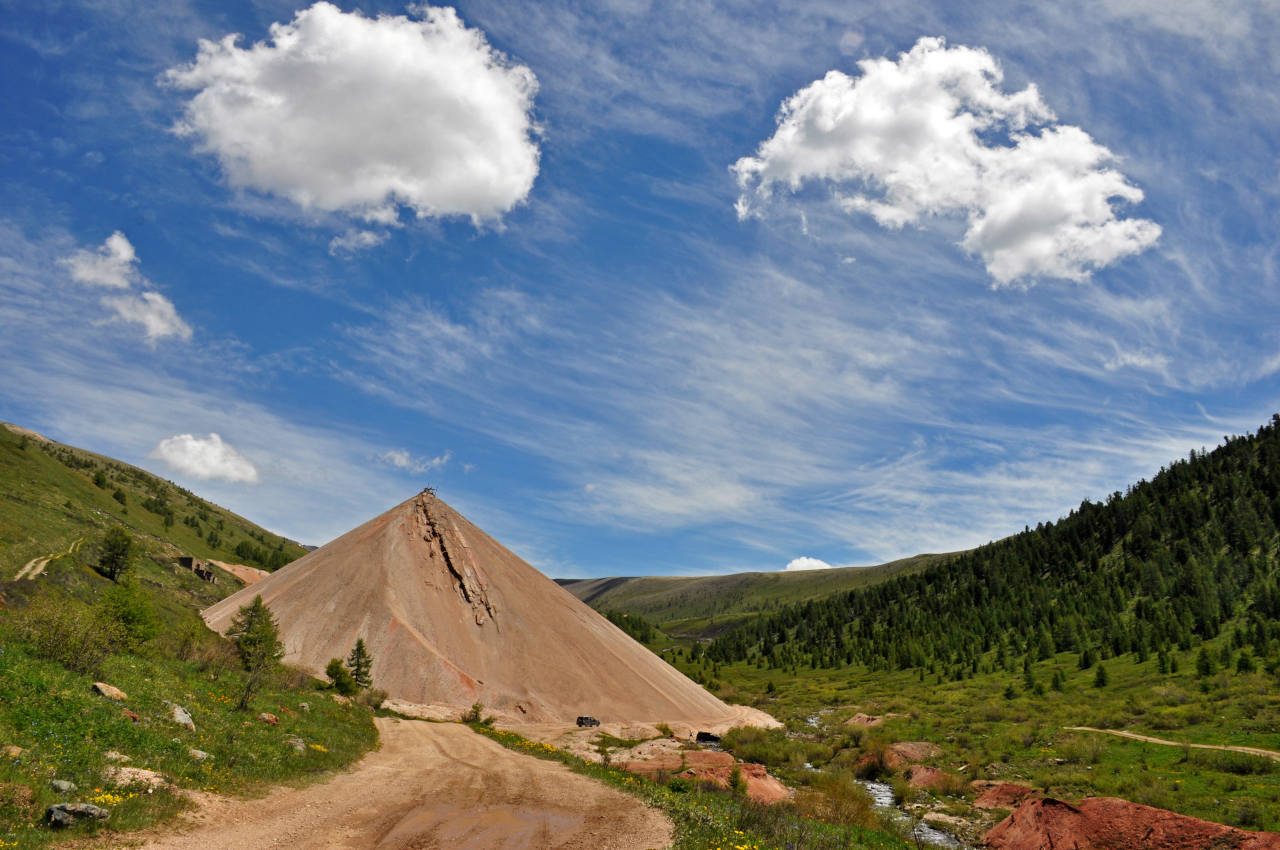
[{"x1": 857, "y1": 779, "x2": 969, "y2": 848}]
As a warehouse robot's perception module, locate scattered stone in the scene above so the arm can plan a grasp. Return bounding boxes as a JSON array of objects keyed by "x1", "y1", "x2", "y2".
[
  {"x1": 104, "y1": 766, "x2": 167, "y2": 790},
  {"x1": 258, "y1": 712, "x2": 279, "y2": 726},
  {"x1": 188, "y1": 748, "x2": 210, "y2": 761},
  {"x1": 331, "y1": 694, "x2": 350, "y2": 706},
  {"x1": 298, "y1": 702, "x2": 310, "y2": 713},
  {"x1": 92, "y1": 682, "x2": 128, "y2": 701},
  {"x1": 45, "y1": 802, "x2": 109, "y2": 827},
  {"x1": 284, "y1": 737, "x2": 306, "y2": 754},
  {"x1": 164, "y1": 701, "x2": 195, "y2": 731},
  {"x1": 278, "y1": 706, "x2": 295, "y2": 716},
  {"x1": 2, "y1": 745, "x2": 22, "y2": 758},
  {"x1": 122, "y1": 709, "x2": 140, "y2": 723},
  {"x1": 50, "y1": 780, "x2": 77, "y2": 794},
  {"x1": 104, "y1": 750, "x2": 131, "y2": 763}
]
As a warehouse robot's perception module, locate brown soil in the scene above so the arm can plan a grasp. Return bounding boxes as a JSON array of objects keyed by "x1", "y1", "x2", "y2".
[
  {"x1": 111, "y1": 718, "x2": 672, "y2": 850},
  {"x1": 905, "y1": 765, "x2": 948, "y2": 789},
  {"x1": 884, "y1": 741, "x2": 941, "y2": 768},
  {"x1": 675, "y1": 762, "x2": 790, "y2": 804},
  {"x1": 208, "y1": 560, "x2": 270, "y2": 586},
  {"x1": 843, "y1": 711, "x2": 908, "y2": 728},
  {"x1": 971, "y1": 781, "x2": 1036, "y2": 810},
  {"x1": 204, "y1": 491, "x2": 777, "y2": 730},
  {"x1": 983, "y1": 796, "x2": 1280, "y2": 849}
]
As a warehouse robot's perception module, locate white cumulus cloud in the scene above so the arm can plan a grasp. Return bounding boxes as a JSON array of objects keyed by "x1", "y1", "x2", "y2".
[
  {"x1": 61, "y1": 231, "x2": 139, "y2": 288},
  {"x1": 166, "y1": 2, "x2": 541, "y2": 226},
  {"x1": 376, "y1": 448, "x2": 452, "y2": 474},
  {"x1": 150, "y1": 433, "x2": 260, "y2": 483},
  {"x1": 784, "y1": 556, "x2": 833, "y2": 571},
  {"x1": 61, "y1": 232, "x2": 193, "y2": 345},
  {"x1": 101, "y1": 292, "x2": 192, "y2": 343},
  {"x1": 734, "y1": 37, "x2": 1161, "y2": 284}
]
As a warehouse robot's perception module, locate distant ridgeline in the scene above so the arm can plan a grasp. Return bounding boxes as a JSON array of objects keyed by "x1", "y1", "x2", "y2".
[{"x1": 707, "y1": 414, "x2": 1280, "y2": 677}]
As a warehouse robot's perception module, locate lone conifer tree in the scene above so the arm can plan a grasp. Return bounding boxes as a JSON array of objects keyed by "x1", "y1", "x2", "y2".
[
  {"x1": 98, "y1": 526, "x2": 133, "y2": 581},
  {"x1": 227, "y1": 595, "x2": 284, "y2": 709},
  {"x1": 346, "y1": 638, "x2": 373, "y2": 690}
]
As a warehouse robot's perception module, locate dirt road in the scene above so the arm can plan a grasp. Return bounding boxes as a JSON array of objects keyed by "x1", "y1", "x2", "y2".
[
  {"x1": 121, "y1": 718, "x2": 672, "y2": 850},
  {"x1": 13, "y1": 536, "x2": 84, "y2": 580},
  {"x1": 1065, "y1": 726, "x2": 1280, "y2": 761}
]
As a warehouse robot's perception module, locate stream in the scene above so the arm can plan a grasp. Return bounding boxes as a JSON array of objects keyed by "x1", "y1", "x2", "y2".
[{"x1": 857, "y1": 780, "x2": 969, "y2": 848}]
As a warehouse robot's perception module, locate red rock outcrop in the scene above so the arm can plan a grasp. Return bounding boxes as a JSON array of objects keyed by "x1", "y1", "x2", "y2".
[{"x1": 983, "y1": 796, "x2": 1280, "y2": 849}]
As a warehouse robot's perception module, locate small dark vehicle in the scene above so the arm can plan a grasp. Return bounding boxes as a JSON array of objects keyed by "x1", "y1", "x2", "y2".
[
  {"x1": 695, "y1": 731, "x2": 721, "y2": 744},
  {"x1": 576, "y1": 716, "x2": 600, "y2": 727}
]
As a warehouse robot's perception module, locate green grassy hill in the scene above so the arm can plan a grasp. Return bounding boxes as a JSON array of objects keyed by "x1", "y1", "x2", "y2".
[
  {"x1": 626, "y1": 414, "x2": 1280, "y2": 840},
  {"x1": 0, "y1": 423, "x2": 378, "y2": 848},
  {"x1": 558, "y1": 552, "x2": 955, "y2": 636},
  {"x1": 0, "y1": 422, "x2": 306, "y2": 581}
]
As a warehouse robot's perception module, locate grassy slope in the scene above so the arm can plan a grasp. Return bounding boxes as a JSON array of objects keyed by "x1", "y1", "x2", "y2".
[
  {"x1": 0, "y1": 424, "x2": 376, "y2": 847},
  {"x1": 0, "y1": 423, "x2": 306, "y2": 579},
  {"x1": 655, "y1": 620, "x2": 1280, "y2": 837},
  {"x1": 558, "y1": 553, "x2": 956, "y2": 636}
]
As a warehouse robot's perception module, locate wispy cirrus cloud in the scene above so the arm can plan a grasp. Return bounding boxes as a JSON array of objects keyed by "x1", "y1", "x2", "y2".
[{"x1": 376, "y1": 447, "x2": 452, "y2": 474}]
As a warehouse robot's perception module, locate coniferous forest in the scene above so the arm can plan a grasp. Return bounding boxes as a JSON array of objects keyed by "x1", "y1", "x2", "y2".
[{"x1": 706, "y1": 414, "x2": 1280, "y2": 680}]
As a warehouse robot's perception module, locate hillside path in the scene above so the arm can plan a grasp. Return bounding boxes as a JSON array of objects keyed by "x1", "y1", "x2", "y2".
[
  {"x1": 115, "y1": 718, "x2": 672, "y2": 850},
  {"x1": 13, "y1": 536, "x2": 84, "y2": 580},
  {"x1": 1065, "y1": 726, "x2": 1280, "y2": 762}
]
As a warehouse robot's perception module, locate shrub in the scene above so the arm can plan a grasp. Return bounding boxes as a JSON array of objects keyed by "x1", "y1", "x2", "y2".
[
  {"x1": 1189, "y1": 748, "x2": 1276, "y2": 775},
  {"x1": 12, "y1": 594, "x2": 125, "y2": 675},
  {"x1": 790, "y1": 770, "x2": 878, "y2": 830},
  {"x1": 356, "y1": 687, "x2": 388, "y2": 709},
  {"x1": 325, "y1": 658, "x2": 358, "y2": 696},
  {"x1": 729, "y1": 764, "x2": 745, "y2": 795},
  {"x1": 102, "y1": 580, "x2": 160, "y2": 649}
]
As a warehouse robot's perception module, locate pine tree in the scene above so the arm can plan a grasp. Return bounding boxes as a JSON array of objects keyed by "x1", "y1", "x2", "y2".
[
  {"x1": 98, "y1": 526, "x2": 133, "y2": 581},
  {"x1": 1196, "y1": 646, "x2": 1215, "y2": 677},
  {"x1": 346, "y1": 638, "x2": 373, "y2": 689},
  {"x1": 1093, "y1": 663, "x2": 1109, "y2": 688},
  {"x1": 227, "y1": 595, "x2": 284, "y2": 709}
]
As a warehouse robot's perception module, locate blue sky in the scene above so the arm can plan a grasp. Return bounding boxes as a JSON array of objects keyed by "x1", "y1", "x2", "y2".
[{"x1": 2, "y1": 0, "x2": 1278, "y2": 578}]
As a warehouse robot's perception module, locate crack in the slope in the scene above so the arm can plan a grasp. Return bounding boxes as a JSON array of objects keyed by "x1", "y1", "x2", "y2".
[{"x1": 416, "y1": 491, "x2": 498, "y2": 629}]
